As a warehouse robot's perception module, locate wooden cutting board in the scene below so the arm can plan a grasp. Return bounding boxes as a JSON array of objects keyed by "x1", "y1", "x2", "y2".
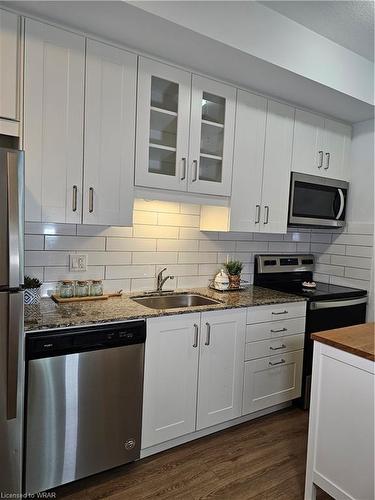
[{"x1": 51, "y1": 292, "x2": 122, "y2": 304}]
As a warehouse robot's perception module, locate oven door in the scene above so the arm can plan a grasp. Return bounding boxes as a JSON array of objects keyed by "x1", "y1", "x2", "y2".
[{"x1": 289, "y1": 172, "x2": 348, "y2": 228}]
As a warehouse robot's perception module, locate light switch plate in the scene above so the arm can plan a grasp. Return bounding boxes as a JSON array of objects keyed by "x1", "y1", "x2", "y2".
[{"x1": 69, "y1": 254, "x2": 88, "y2": 272}]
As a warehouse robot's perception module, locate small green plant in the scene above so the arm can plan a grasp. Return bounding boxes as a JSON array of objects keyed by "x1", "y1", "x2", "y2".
[
  {"x1": 223, "y1": 260, "x2": 243, "y2": 276},
  {"x1": 24, "y1": 276, "x2": 42, "y2": 289}
]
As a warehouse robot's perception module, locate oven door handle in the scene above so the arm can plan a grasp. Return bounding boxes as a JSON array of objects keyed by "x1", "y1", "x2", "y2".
[
  {"x1": 309, "y1": 297, "x2": 367, "y2": 310},
  {"x1": 335, "y1": 188, "x2": 345, "y2": 220}
]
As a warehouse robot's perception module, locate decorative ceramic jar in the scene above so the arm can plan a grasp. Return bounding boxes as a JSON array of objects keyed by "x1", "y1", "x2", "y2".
[{"x1": 24, "y1": 287, "x2": 41, "y2": 305}]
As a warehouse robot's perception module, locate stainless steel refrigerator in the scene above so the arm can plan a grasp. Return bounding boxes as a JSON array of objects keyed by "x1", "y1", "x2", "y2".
[{"x1": 0, "y1": 148, "x2": 24, "y2": 495}]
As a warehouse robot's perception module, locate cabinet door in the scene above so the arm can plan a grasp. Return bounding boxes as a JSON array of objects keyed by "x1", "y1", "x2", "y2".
[
  {"x1": 242, "y1": 350, "x2": 303, "y2": 414},
  {"x1": 196, "y1": 309, "x2": 246, "y2": 430},
  {"x1": 142, "y1": 314, "x2": 200, "y2": 449},
  {"x1": 229, "y1": 90, "x2": 267, "y2": 232},
  {"x1": 83, "y1": 40, "x2": 137, "y2": 226},
  {"x1": 291, "y1": 109, "x2": 325, "y2": 176},
  {"x1": 24, "y1": 20, "x2": 84, "y2": 223},
  {"x1": 0, "y1": 9, "x2": 19, "y2": 121},
  {"x1": 260, "y1": 100, "x2": 294, "y2": 234},
  {"x1": 135, "y1": 57, "x2": 191, "y2": 191},
  {"x1": 188, "y1": 75, "x2": 236, "y2": 196},
  {"x1": 323, "y1": 118, "x2": 351, "y2": 180}
]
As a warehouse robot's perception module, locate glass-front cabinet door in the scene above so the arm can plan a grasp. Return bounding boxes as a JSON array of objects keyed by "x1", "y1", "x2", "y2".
[
  {"x1": 135, "y1": 57, "x2": 191, "y2": 191},
  {"x1": 188, "y1": 75, "x2": 236, "y2": 196}
]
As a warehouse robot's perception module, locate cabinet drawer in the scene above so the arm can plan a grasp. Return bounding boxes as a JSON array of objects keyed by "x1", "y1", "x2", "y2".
[
  {"x1": 245, "y1": 317, "x2": 305, "y2": 342},
  {"x1": 242, "y1": 350, "x2": 303, "y2": 415},
  {"x1": 247, "y1": 301, "x2": 306, "y2": 324},
  {"x1": 245, "y1": 334, "x2": 304, "y2": 361}
]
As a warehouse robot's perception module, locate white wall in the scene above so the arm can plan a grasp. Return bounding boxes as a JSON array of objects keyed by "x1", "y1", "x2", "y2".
[{"x1": 347, "y1": 119, "x2": 374, "y2": 226}]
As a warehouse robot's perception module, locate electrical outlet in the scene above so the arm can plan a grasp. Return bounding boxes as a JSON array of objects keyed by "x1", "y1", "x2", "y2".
[{"x1": 69, "y1": 254, "x2": 88, "y2": 272}]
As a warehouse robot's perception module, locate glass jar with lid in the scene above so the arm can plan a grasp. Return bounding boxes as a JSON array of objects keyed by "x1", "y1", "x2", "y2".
[
  {"x1": 90, "y1": 280, "x2": 104, "y2": 297},
  {"x1": 75, "y1": 280, "x2": 89, "y2": 297},
  {"x1": 59, "y1": 280, "x2": 74, "y2": 298}
]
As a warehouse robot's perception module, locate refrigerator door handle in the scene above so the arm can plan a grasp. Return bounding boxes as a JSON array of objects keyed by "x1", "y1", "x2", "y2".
[
  {"x1": 7, "y1": 292, "x2": 23, "y2": 420},
  {"x1": 7, "y1": 151, "x2": 24, "y2": 288}
]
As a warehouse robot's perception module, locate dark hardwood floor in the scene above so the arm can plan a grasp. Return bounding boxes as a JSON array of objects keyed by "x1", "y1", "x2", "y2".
[{"x1": 54, "y1": 408, "x2": 331, "y2": 499}]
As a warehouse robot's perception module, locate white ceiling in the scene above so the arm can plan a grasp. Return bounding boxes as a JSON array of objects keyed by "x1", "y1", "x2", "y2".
[{"x1": 261, "y1": 1, "x2": 374, "y2": 61}]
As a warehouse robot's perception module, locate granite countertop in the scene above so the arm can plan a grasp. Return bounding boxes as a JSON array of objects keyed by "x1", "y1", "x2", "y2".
[
  {"x1": 24, "y1": 286, "x2": 305, "y2": 333},
  {"x1": 312, "y1": 323, "x2": 375, "y2": 362}
]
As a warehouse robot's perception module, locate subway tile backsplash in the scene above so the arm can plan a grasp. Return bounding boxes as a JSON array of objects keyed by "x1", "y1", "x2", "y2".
[{"x1": 24, "y1": 201, "x2": 374, "y2": 297}]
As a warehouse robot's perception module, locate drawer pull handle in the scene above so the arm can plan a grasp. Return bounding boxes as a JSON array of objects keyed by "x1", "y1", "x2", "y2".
[
  {"x1": 193, "y1": 324, "x2": 199, "y2": 348},
  {"x1": 270, "y1": 327, "x2": 287, "y2": 333},
  {"x1": 269, "y1": 359, "x2": 285, "y2": 366},
  {"x1": 270, "y1": 344, "x2": 286, "y2": 351},
  {"x1": 272, "y1": 310, "x2": 288, "y2": 315}
]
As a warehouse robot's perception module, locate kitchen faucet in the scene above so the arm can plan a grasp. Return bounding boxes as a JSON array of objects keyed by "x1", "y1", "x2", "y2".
[{"x1": 156, "y1": 268, "x2": 175, "y2": 293}]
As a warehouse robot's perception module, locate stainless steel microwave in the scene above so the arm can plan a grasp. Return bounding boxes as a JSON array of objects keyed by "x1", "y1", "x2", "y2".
[{"x1": 288, "y1": 172, "x2": 349, "y2": 228}]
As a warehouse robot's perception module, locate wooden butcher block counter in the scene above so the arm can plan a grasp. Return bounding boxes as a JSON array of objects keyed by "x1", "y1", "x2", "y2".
[{"x1": 311, "y1": 322, "x2": 374, "y2": 361}]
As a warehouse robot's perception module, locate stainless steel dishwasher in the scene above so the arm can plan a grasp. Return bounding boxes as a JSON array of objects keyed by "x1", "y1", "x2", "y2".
[{"x1": 25, "y1": 321, "x2": 146, "y2": 494}]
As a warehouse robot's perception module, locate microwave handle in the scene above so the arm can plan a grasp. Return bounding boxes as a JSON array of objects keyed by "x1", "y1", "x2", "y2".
[{"x1": 335, "y1": 188, "x2": 345, "y2": 220}]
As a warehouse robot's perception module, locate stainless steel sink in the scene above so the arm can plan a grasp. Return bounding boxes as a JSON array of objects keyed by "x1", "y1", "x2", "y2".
[{"x1": 131, "y1": 293, "x2": 221, "y2": 310}]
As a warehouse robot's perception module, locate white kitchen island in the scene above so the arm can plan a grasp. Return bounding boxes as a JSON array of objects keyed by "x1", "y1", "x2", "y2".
[{"x1": 305, "y1": 323, "x2": 375, "y2": 500}]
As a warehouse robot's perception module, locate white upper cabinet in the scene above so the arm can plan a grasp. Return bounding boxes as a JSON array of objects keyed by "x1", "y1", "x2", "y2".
[
  {"x1": 228, "y1": 90, "x2": 267, "y2": 232},
  {"x1": 291, "y1": 110, "x2": 325, "y2": 176},
  {"x1": 142, "y1": 314, "x2": 200, "y2": 449},
  {"x1": 135, "y1": 59, "x2": 236, "y2": 197},
  {"x1": 83, "y1": 39, "x2": 137, "y2": 226},
  {"x1": 0, "y1": 9, "x2": 19, "y2": 122},
  {"x1": 260, "y1": 100, "x2": 294, "y2": 234},
  {"x1": 24, "y1": 19, "x2": 85, "y2": 223},
  {"x1": 135, "y1": 57, "x2": 191, "y2": 192},
  {"x1": 200, "y1": 94, "x2": 294, "y2": 234},
  {"x1": 323, "y1": 118, "x2": 351, "y2": 179},
  {"x1": 196, "y1": 309, "x2": 246, "y2": 430},
  {"x1": 188, "y1": 75, "x2": 236, "y2": 196},
  {"x1": 292, "y1": 109, "x2": 351, "y2": 180}
]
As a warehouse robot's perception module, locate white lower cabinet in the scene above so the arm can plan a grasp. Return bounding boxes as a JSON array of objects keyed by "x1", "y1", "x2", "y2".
[
  {"x1": 142, "y1": 304, "x2": 305, "y2": 451},
  {"x1": 141, "y1": 313, "x2": 200, "y2": 449},
  {"x1": 242, "y1": 350, "x2": 303, "y2": 414},
  {"x1": 142, "y1": 309, "x2": 246, "y2": 448},
  {"x1": 196, "y1": 309, "x2": 246, "y2": 430}
]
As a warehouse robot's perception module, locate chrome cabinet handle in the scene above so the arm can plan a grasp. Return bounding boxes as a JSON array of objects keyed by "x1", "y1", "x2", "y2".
[
  {"x1": 181, "y1": 157, "x2": 187, "y2": 181},
  {"x1": 269, "y1": 359, "x2": 285, "y2": 366},
  {"x1": 192, "y1": 160, "x2": 198, "y2": 182},
  {"x1": 270, "y1": 327, "x2": 287, "y2": 333},
  {"x1": 318, "y1": 150, "x2": 323, "y2": 168},
  {"x1": 205, "y1": 322, "x2": 211, "y2": 346},
  {"x1": 263, "y1": 205, "x2": 269, "y2": 224},
  {"x1": 272, "y1": 310, "x2": 288, "y2": 315},
  {"x1": 72, "y1": 185, "x2": 78, "y2": 212},
  {"x1": 89, "y1": 187, "x2": 94, "y2": 213},
  {"x1": 255, "y1": 204, "x2": 260, "y2": 224},
  {"x1": 270, "y1": 344, "x2": 286, "y2": 351},
  {"x1": 324, "y1": 152, "x2": 330, "y2": 170},
  {"x1": 193, "y1": 324, "x2": 199, "y2": 348}
]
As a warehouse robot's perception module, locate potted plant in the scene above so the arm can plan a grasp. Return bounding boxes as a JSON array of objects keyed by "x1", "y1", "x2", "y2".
[
  {"x1": 24, "y1": 276, "x2": 42, "y2": 305},
  {"x1": 223, "y1": 260, "x2": 243, "y2": 289}
]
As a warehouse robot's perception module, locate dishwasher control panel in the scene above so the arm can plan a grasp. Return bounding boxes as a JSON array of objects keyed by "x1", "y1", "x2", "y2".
[{"x1": 26, "y1": 320, "x2": 146, "y2": 360}]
